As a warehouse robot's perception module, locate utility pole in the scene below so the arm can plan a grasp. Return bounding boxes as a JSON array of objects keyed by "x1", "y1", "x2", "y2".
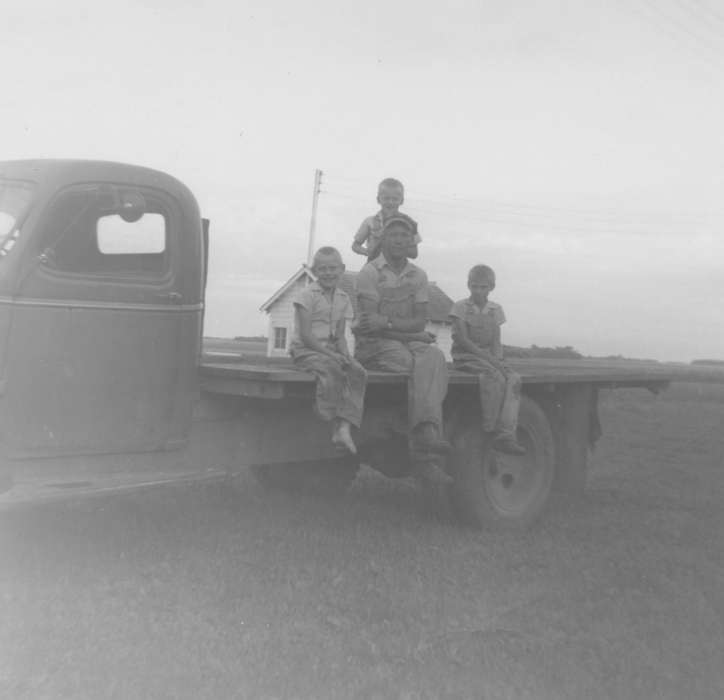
[{"x1": 306, "y1": 169, "x2": 323, "y2": 266}]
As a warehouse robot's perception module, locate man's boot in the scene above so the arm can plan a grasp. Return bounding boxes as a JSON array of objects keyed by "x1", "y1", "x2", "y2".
[
  {"x1": 411, "y1": 453, "x2": 453, "y2": 520},
  {"x1": 410, "y1": 423, "x2": 453, "y2": 488},
  {"x1": 492, "y1": 433, "x2": 527, "y2": 456},
  {"x1": 410, "y1": 422, "x2": 452, "y2": 457}
]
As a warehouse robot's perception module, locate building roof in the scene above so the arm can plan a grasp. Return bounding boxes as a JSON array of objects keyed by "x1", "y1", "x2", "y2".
[
  {"x1": 424, "y1": 281, "x2": 455, "y2": 323},
  {"x1": 259, "y1": 265, "x2": 314, "y2": 311},
  {"x1": 260, "y1": 264, "x2": 454, "y2": 323}
]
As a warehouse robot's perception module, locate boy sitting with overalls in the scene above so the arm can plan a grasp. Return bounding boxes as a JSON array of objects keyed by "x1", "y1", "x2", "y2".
[
  {"x1": 290, "y1": 247, "x2": 367, "y2": 454},
  {"x1": 449, "y1": 264, "x2": 526, "y2": 455},
  {"x1": 351, "y1": 177, "x2": 421, "y2": 260}
]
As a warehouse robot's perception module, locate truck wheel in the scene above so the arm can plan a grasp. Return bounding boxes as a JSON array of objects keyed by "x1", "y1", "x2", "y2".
[
  {"x1": 250, "y1": 456, "x2": 359, "y2": 495},
  {"x1": 449, "y1": 395, "x2": 555, "y2": 529}
]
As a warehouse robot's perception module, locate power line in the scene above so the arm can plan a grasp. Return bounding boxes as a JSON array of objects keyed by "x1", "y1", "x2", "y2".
[
  {"x1": 320, "y1": 189, "x2": 715, "y2": 237},
  {"x1": 321, "y1": 187, "x2": 719, "y2": 230},
  {"x1": 639, "y1": 0, "x2": 723, "y2": 55},
  {"x1": 672, "y1": 0, "x2": 724, "y2": 41},
  {"x1": 320, "y1": 185, "x2": 719, "y2": 231},
  {"x1": 321, "y1": 173, "x2": 724, "y2": 221},
  {"x1": 628, "y1": 0, "x2": 724, "y2": 73},
  {"x1": 687, "y1": 0, "x2": 724, "y2": 26}
]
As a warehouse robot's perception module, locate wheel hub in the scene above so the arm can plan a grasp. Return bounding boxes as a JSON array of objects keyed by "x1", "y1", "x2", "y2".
[{"x1": 484, "y1": 432, "x2": 544, "y2": 515}]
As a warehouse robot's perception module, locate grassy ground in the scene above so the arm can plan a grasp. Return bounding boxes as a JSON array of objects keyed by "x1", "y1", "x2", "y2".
[{"x1": 1, "y1": 387, "x2": 723, "y2": 699}]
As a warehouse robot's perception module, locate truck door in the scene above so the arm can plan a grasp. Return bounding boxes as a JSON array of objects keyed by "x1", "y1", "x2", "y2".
[{"x1": 2, "y1": 183, "x2": 202, "y2": 456}]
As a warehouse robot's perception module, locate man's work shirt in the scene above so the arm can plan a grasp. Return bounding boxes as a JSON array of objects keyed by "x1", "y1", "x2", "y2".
[
  {"x1": 355, "y1": 254, "x2": 429, "y2": 327},
  {"x1": 290, "y1": 281, "x2": 353, "y2": 351},
  {"x1": 449, "y1": 298, "x2": 506, "y2": 358}
]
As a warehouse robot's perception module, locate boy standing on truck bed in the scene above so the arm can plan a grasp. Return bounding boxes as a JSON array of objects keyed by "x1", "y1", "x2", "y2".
[
  {"x1": 290, "y1": 246, "x2": 367, "y2": 454},
  {"x1": 351, "y1": 178, "x2": 421, "y2": 260},
  {"x1": 449, "y1": 264, "x2": 526, "y2": 455},
  {"x1": 354, "y1": 214, "x2": 451, "y2": 473}
]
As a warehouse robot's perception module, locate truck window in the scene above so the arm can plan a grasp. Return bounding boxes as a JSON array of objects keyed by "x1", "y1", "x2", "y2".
[
  {"x1": 39, "y1": 186, "x2": 170, "y2": 279},
  {"x1": 97, "y1": 213, "x2": 165, "y2": 255},
  {"x1": 0, "y1": 181, "x2": 34, "y2": 258}
]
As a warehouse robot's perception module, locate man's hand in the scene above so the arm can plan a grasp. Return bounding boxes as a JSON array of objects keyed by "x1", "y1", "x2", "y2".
[
  {"x1": 383, "y1": 330, "x2": 436, "y2": 344},
  {"x1": 326, "y1": 350, "x2": 349, "y2": 366},
  {"x1": 477, "y1": 349, "x2": 508, "y2": 372},
  {"x1": 336, "y1": 352, "x2": 353, "y2": 367},
  {"x1": 356, "y1": 311, "x2": 389, "y2": 334}
]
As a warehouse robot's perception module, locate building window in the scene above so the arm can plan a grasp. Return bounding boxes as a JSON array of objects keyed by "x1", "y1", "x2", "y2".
[{"x1": 273, "y1": 327, "x2": 287, "y2": 350}]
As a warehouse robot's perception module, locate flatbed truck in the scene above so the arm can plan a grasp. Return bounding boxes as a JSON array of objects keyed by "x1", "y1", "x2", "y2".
[{"x1": 0, "y1": 159, "x2": 704, "y2": 528}]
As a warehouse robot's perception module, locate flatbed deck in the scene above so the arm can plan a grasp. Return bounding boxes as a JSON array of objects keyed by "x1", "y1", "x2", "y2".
[{"x1": 199, "y1": 357, "x2": 681, "y2": 398}]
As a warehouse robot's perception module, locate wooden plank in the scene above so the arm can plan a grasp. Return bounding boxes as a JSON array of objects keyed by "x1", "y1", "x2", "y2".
[
  {"x1": 200, "y1": 339, "x2": 724, "y2": 383},
  {"x1": 199, "y1": 375, "x2": 285, "y2": 399},
  {"x1": 199, "y1": 357, "x2": 680, "y2": 399},
  {"x1": 200, "y1": 359, "x2": 678, "y2": 384}
]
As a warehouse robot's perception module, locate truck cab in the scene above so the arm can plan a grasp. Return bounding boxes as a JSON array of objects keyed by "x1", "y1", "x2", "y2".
[{"x1": 0, "y1": 160, "x2": 205, "y2": 459}]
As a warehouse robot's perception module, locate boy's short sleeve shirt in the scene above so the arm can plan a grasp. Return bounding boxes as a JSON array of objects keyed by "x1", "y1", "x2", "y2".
[
  {"x1": 292, "y1": 281, "x2": 354, "y2": 343},
  {"x1": 354, "y1": 211, "x2": 423, "y2": 248},
  {"x1": 355, "y1": 255, "x2": 429, "y2": 305},
  {"x1": 449, "y1": 299, "x2": 506, "y2": 325},
  {"x1": 353, "y1": 214, "x2": 383, "y2": 245}
]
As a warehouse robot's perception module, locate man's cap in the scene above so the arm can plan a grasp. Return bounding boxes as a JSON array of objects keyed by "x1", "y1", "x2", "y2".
[{"x1": 382, "y1": 213, "x2": 418, "y2": 235}]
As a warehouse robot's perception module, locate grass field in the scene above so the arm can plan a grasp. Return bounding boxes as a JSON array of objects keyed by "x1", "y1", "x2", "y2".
[{"x1": 1, "y1": 386, "x2": 723, "y2": 699}]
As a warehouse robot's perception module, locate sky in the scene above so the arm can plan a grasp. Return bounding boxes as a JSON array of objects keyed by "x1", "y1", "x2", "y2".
[{"x1": 2, "y1": 0, "x2": 724, "y2": 361}]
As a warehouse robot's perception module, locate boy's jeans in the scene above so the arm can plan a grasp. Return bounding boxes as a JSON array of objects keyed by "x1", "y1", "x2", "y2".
[
  {"x1": 291, "y1": 348, "x2": 367, "y2": 427},
  {"x1": 453, "y1": 355, "x2": 522, "y2": 438},
  {"x1": 355, "y1": 338, "x2": 448, "y2": 431}
]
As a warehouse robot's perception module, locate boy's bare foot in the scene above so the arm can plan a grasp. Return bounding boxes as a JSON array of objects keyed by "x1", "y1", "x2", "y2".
[{"x1": 333, "y1": 421, "x2": 357, "y2": 455}]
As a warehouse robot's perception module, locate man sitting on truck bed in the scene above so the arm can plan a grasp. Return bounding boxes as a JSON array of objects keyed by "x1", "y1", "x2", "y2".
[{"x1": 353, "y1": 214, "x2": 451, "y2": 468}]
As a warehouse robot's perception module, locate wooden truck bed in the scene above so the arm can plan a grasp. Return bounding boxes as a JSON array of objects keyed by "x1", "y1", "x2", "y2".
[
  {"x1": 199, "y1": 357, "x2": 680, "y2": 398},
  {"x1": 3, "y1": 355, "x2": 716, "y2": 512}
]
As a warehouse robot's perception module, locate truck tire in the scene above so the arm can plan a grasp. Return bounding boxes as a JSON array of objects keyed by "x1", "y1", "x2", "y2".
[
  {"x1": 250, "y1": 455, "x2": 360, "y2": 495},
  {"x1": 449, "y1": 395, "x2": 555, "y2": 529}
]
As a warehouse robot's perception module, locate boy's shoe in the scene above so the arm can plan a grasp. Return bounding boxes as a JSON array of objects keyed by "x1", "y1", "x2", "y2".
[{"x1": 492, "y1": 435, "x2": 527, "y2": 456}]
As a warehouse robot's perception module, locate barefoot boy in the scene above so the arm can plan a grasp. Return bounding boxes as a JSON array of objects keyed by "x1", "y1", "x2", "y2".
[
  {"x1": 449, "y1": 264, "x2": 526, "y2": 455},
  {"x1": 351, "y1": 178, "x2": 421, "y2": 260},
  {"x1": 290, "y1": 246, "x2": 367, "y2": 454}
]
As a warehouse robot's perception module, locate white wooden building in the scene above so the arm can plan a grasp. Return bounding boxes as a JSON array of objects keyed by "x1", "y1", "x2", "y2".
[{"x1": 259, "y1": 265, "x2": 455, "y2": 359}]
